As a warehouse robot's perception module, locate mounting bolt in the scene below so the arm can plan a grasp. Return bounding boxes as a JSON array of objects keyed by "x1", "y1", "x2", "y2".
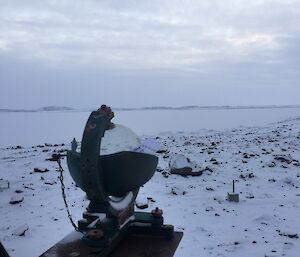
[
  {"x1": 87, "y1": 229, "x2": 104, "y2": 240},
  {"x1": 151, "y1": 207, "x2": 163, "y2": 218}
]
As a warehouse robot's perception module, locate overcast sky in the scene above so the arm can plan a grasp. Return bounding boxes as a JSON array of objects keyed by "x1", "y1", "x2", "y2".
[{"x1": 0, "y1": 0, "x2": 299, "y2": 109}]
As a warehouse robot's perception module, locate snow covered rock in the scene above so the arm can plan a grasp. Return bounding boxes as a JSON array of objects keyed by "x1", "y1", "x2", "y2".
[
  {"x1": 9, "y1": 195, "x2": 24, "y2": 204},
  {"x1": 171, "y1": 186, "x2": 187, "y2": 195},
  {"x1": 135, "y1": 198, "x2": 149, "y2": 209},
  {"x1": 169, "y1": 154, "x2": 202, "y2": 176},
  {"x1": 0, "y1": 179, "x2": 9, "y2": 191},
  {"x1": 278, "y1": 177, "x2": 299, "y2": 188},
  {"x1": 169, "y1": 154, "x2": 193, "y2": 170},
  {"x1": 12, "y1": 224, "x2": 29, "y2": 236},
  {"x1": 277, "y1": 229, "x2": 299, "y2": 239},
  {"x1": 136, "y1": 137, "x2": 163, "y2": 154}
]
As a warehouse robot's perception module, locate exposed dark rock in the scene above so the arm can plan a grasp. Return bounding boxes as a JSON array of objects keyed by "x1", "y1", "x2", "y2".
[
  {"x1": 9, "y1": 195, "x2": 24, "y2": 204},
  {"x1": 135, "y1": 201, "x2": 149, "y2": 210},
  {"x1": 277, "y1": 229, "x2": 298, "y2": 239},
  {"x1": 33, "y1": 168, "x2": 49, "y2": 173}
]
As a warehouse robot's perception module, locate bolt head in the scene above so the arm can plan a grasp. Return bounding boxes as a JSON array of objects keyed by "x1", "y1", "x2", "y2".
[
  {"x1": 151, "y1": 207, "x2": 163, "y2": 218},
  {"x1": 87, "y1": 229, "x2": 104, "y2": 240}
]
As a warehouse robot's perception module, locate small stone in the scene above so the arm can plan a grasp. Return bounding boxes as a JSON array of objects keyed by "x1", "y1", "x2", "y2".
[
  {"x1": 147, "y1": 197, "x2": 156, "y2": 202},
  {"x1": 0, "y1": 180, "x2": 10, "y2": 191},
  {"x1": 9, "y1": 195, "x2": 24, "y2": 204},
  {"x1": 33, "y1": 168, "x2": 49, "y2": 173},
  {"x1": 135, "y1": 199, "x2": 149, "y2": 209},
  {"x1": 171, "y1": 187, "x2": 186, "y2": 195}
]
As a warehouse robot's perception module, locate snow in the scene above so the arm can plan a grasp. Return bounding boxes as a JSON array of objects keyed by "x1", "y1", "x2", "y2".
[
  {"x1": 0, "y1": 114, "x2": 300, "y2": 257},
  {"x1": 109, "y1": 192, "x2": 135, "y2": 211}
]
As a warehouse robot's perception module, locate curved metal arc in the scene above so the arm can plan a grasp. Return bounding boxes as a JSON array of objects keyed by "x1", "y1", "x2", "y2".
[{"x1": 80, "y1": 110, "x2": 112, "y2": 207}]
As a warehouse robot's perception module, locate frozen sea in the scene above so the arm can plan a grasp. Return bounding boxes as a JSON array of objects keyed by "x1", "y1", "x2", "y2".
[{"x1": 0, "y1": 107, "x2": 299, "y2": 147}]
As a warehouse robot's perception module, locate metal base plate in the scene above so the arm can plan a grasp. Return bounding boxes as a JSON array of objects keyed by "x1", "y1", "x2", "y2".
[{"x1": 39, "y1": 231, "x2": 183, "y2": 257}]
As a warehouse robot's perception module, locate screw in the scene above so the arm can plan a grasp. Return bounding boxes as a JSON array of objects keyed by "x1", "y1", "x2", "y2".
[{"x1": 151, "y1": 207, "x2": 163, "y2": 218}]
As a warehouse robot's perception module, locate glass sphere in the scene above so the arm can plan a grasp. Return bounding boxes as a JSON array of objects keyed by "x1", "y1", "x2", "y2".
[{"x1": 100, "y1": 124, "x2": 140, "y2": 155}]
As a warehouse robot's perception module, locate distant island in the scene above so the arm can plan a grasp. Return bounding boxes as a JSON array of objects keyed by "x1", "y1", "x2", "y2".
[
  {"x1": 37, "y1": 106, "x2": 75, "y2": 111},
  {"x1": 0, "y1": 106, "x2": 75, "y2": 113},
  {"x1": 0, "y1": 105, "x2": 300, "y2": 113}
]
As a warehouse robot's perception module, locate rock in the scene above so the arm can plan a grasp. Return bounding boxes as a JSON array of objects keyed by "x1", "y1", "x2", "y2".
[
  {"x1": 46, "y1": 153, "x2": 66, "y2": 162},
  {"x1": 44, "y1": 181, "x2": 56, "y2": 185},
  {"x1": 135, "y1": 199, "x2": 149, "y2": 209},
  {"x1": 156, "y1": 149, "x2": 168, "y2": 154},
  {"x1": 292, "y1": 160, "x2": 300, "y2": 166},
  {"x1": 0, "y1": 179, "x2": 10, "y2": 191},
  {"x1": 277, "y1": 229, "x2": 299, "y2": 239},
  {"x1": 267, "y1": 161, "x2": 276, "y2": 167},
  {"x1": 169, "y1": 154, "x2": 203, "y2": 176},
  {"x1": 147, "y1": 197, "x2": 156, "y2": 203},
  {"x1": 245, "y1": 193, "x2": 255, "y2": 199},
  {"x1": 248, "y1": 173, "x2": 255, "y2": 178},
  {"x1": 205, "y1": 206, "x2": 214, "y2": 212},
  {"x1": 273, "y1": 154, "x2": 296, "y2": 164},
  {"x1": 138, "y1": 138, "x2": 163, "y2": 154},
  {"x1": 239, "y1": 173, "x2": 255, "y2": 180},
  {"x1": 12, "y1": 224, "x2": 29, "y2": 236},
  {"x1": 170, "y1": 168, "x2": 203, "y2": 177},
  {"x1": 9, "y1": 195, "x2": 24, "y2": 204},
  {"x1": 279, "y1": 177, "x2": 299, "y2": 188},
  {"x1": 34, "y1": 168, "x2": 49, "y2": 173},
  {"x1": 169, "y1": 154, "x2": 194, "y2": 171},
  {"x1": 171, "y1": 166, "x2": 192, "y2": 174},
  {"x1": 171, "y1": 187, "x2": 186, "y2": 195},
  {"x1": 161, "y1": 171, "x2": 170, "y2": 178}
]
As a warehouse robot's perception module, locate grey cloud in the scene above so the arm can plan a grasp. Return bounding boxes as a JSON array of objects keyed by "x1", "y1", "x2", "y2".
[
  {"x1": 0, "y1": 0, "x2": 299, "y2": 108},
  {"x1": 1, "y1": 0, "x2": 299, "y2": 69}
]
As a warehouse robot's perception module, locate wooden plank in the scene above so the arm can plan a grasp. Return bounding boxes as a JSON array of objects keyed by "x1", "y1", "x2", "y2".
[
  {"x1": 0, "y1": 242, "x2": 11, "y2": 257},
  {"x1": 110, "y1": 232, "x2": 183, "y2": 257},
  {"x1": 39, "y1": 231, "x2": 183, "y2": 257}
]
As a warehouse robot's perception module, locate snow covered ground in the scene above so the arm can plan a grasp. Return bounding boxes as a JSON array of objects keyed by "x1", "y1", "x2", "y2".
[{"x1": 0, "y1": 115, "x2": 300, "y2": 257}]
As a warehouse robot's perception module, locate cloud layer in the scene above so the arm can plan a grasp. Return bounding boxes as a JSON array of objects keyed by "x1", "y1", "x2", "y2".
[{"x1": 0, "y1": 0, "x2": 299, "y2": 108}]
